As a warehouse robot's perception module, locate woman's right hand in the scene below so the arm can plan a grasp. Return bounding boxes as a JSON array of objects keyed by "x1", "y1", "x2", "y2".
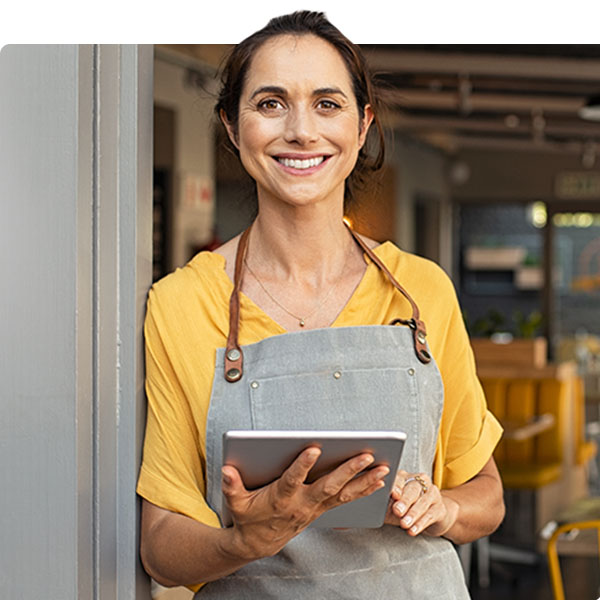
[{"x1": 221, "y1": 447, "x2": 389, "y2": 560}]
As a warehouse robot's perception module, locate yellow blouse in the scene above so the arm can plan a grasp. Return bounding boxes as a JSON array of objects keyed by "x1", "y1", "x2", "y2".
[{"x1": 137, "y1": 242, "x2": 502, "y2": 533}]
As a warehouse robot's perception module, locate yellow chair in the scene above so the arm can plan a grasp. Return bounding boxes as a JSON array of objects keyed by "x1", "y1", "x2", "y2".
[
  {"x1": 480, "y1": 377, "x2": 567, "y2": 558},
  {"x1": 546, "y1": 497, "x2": 600, "y2": 600},
  {"x1": 574, "y1": 376, "x2": 597, "y2": 467},
  {"x1": 483, "y1": 377, "x2": 565, "y2": 491}
]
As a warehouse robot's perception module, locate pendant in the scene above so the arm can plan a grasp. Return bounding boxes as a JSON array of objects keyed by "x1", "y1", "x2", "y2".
[{"x1": 299, "y1": 319, "x2": 305, "y2": 327}]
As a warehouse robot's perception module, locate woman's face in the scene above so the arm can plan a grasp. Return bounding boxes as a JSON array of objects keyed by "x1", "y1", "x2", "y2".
[{"x1": 224, "y1": 34, "x2": 373, "y2": 211}]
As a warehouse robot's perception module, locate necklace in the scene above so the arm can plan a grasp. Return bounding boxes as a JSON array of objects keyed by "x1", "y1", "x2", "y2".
[{"x1": 244, "y1": 249, "x2": 351, "y2": 328}]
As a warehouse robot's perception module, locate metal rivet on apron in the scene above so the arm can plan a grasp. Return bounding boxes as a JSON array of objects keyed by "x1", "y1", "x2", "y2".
[
  {"x1": 333, "y1": 371, "x2": 342, "y2": 379},
  {"x1": 226, "y1": 368, "x2": 241, "y2": 382},
  {"x1": 417, "y1": 331, "x2": 426, "y2": 344},
  {"x1": 408, "y1": 368, "x2": 415, "y2": 376},
  {"x1": 250, "y1": 381, "x2": 259, "y2": 389},
  {"x1": 226, "y1": 348, "x2": 241, "y2": 361}
]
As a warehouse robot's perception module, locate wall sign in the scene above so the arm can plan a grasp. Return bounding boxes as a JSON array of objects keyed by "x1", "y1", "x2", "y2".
[{"x1": 555, "y1": 171, "x2": 600, "y2": 200}]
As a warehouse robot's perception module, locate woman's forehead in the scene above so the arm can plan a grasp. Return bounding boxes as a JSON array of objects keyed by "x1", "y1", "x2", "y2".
[{"x1": 243, "y1": 34, "x2": 353, "y2": 96}]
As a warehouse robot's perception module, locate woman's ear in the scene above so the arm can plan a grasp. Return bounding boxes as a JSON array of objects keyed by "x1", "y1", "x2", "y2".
[
  {"x1": 358, "y1": 104, "x2": 374, "y2": 150},
  {"x1": 220, "y1": 109, "x2": 240, "y2": 150}
]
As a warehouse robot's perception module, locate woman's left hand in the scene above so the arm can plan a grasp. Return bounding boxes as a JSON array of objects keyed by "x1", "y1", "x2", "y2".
[{"x1": 384, "y1": 470, "x2": 459, "y2": 538}]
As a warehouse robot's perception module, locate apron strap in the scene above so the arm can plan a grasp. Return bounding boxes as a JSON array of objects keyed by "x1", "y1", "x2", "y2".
[
  {"x1": 344, "y1": 224, "x2": 431, "y2": 365},
  {"x1": 224, "y1": 223, "x2": 431, "y2": 382},
  {"x1": 224, "y1": 226, "x2": 252, "y2": 382}
]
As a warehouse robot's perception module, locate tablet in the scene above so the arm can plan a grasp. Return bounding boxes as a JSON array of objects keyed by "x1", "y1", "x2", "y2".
[{"x1": 221, "y1": 430, "x2": 406, "y2": 528}]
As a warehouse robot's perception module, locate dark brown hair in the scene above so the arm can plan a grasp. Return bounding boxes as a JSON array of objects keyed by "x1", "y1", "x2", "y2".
[{"x1": 215, "y1": 10, "x2": 385, "y2": 209}]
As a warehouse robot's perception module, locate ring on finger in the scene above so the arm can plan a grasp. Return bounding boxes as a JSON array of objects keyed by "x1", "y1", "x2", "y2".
[{"x1": 404, "y1": 474, "x2": 428, "y2": 495}]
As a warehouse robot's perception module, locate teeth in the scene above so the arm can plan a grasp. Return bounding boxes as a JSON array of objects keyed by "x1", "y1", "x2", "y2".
[{"x1": 278, "y1": 156, "x2": 325, "y2": 169}]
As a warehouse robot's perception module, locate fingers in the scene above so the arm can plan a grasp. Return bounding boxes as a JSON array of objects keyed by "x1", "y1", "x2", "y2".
[
  {"x1": 311, "y1": 453, "x2": 389, "y2": 505},
  {"x1": 277, "y1": 447, "x2": 322, "y2": 497},
  {"x1": 386, "y1": 472, "x2": 447, "y2": 536},
  {"x1": 221, "y1": 465, "x2": 249, "y2": 513}
]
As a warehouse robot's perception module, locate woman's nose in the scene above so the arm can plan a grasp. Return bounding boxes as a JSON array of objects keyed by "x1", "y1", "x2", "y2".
[{"x1": 283, "y1": 107, "x2": 318, "y2": 145}]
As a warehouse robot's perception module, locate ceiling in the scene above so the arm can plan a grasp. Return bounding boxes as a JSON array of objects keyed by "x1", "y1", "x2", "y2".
[
  {"x1": 361, "y1": 45, "x2": 600, "y2": 162},
  {"x1": 160, "y1": 44, "x2": 600, "y2": 163}
]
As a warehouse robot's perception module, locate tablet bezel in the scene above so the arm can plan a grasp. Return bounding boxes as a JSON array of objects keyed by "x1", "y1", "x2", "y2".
[{"x1": 221, "y1": 430, "x2": 406, "y2": 528}]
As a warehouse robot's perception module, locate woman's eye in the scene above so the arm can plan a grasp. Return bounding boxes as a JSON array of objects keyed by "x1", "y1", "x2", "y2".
[
  {"x1": 258, "y1": 99, "x2": 283, "y2": 111},
  {"x1": 317, "y1": 100, "x2": 340, "y2": 111}
]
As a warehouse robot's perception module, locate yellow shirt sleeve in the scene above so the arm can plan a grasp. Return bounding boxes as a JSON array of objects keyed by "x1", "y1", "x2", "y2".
[
  {"x1": 136, "y1": 285, "x2": 221, "y2": 530},
  {"x1": 423, "y1": 262, "x2": 503, "y2": 490}
]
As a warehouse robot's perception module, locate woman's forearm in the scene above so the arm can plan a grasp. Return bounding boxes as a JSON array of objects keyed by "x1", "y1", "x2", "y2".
[
  {"x1": 438, "y1": 457, "x2": 505, "y2": 545},
  {"x1": 140, "y1": 501, "x2": 254, "y2": 588},
  {"x1": 141, "y1": 448, "x2": 389, "y2": 587}
]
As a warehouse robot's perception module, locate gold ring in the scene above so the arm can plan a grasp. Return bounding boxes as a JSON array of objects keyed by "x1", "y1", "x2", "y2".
[{"x1": 405, "y1": 474, "x2": 428, "y2": 495}]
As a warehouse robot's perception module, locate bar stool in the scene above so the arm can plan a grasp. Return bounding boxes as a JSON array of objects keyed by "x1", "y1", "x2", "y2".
[{"x1": 545, "y1": 496, "x2": 600, "y2": 600}]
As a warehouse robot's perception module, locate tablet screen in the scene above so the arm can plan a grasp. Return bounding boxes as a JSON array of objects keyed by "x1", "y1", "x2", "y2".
[{"x1": 221, "y1": 430, "x2": 406, "y2": 528}]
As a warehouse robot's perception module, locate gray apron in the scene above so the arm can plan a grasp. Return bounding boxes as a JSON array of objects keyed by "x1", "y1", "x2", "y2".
[{"x1": 197, "y1": 227, "x2": 470, "y2": 599}]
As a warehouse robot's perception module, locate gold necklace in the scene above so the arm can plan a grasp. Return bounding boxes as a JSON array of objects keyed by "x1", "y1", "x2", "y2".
[{"x1": 244, "y1": 250, "x2": 350, "y2": 328}]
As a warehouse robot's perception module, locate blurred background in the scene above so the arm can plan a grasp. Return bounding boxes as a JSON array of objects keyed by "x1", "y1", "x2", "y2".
[
  {"x1": 2, "y1": 42, "x2": 599, "y2": 600},
  {"x1": 151, "y1": 44, "x2": 600, "y2": 599}
]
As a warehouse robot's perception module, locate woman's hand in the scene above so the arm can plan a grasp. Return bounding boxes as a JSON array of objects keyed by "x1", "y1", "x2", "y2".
[
  {"x1": 384, "y1": 470, "x2": 459, "y2": 538},
  {"x1": 221, "y1": 447, "x2": 389, "y2": 560},
  {"x1": 384, "y1": 458, "x2": 505, "y2": 544}
]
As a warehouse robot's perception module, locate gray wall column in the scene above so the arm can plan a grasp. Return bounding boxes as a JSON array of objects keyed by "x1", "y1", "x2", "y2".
[{"x1": 0, "y1": 44, "x2": 152, "y2": 599}]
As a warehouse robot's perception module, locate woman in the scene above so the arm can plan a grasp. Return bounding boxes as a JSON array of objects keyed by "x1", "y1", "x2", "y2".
[{"x1": 138, "y1": 11, "x2": 505, "y2": 598}]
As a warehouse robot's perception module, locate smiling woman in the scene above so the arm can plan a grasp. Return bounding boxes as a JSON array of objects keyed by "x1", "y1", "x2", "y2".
[
  {"x1": 137, "y1": 10, "x2": 504, "y2": 600},
  {"x1": 215, "y1": 11, "x2": 385, "y2": 212},
  {"x1": 221, "y1": 34, "x2": 373, "y2": 214}
]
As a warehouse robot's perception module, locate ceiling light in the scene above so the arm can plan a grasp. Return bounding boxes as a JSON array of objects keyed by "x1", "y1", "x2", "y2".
[
  {"x1": 582, "y1": 141, "x2": 597, "y2": 169},
  {"x1": 504, "y1": 114, "x2": 520, "y2": 128},
  {"x1": 458, "y1": 74, "x2": 472, "y2": 116},
  {"x1": 531, "y1": 108, "x2": 546, "y2": 143},
  {"x1": 579, "y1": 95, "x2": 600, "y2": 122}
]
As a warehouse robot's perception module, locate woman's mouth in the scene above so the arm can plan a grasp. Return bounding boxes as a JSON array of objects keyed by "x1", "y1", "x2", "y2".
[
  {"x1": 277, "y1": 156, "x2": 324, "y2": 169},
  {"x1": 275, "y1": 155, "x2": 328, "y2": 170}
]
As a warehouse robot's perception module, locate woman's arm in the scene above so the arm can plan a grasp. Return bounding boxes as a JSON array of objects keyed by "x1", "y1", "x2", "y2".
[
  {"x1": 140, "y1": 500, "x2": 251, "y2": 587},
  {"x1": 140, "y1": 446, "x2": 389, "y2": 587},
  {"x1": 385, "y1": 456, "x2": 505, "y2": 545}
]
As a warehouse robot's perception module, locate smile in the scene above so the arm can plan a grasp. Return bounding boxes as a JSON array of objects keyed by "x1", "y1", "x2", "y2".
[{"x1": 276, "y1": 156, "x2": 327, "y2": 170}]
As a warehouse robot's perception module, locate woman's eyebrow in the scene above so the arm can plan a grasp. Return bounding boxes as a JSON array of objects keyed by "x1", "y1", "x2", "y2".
[
  {"x1": 313, "y1": 87, "x2": 348, "y2": 99},
  {"x1": 249, "y1": 86, "x2": 349, "y2": 100},
  {"x1": 249, "y1": 85, "x2": 287, "y2": 100}
]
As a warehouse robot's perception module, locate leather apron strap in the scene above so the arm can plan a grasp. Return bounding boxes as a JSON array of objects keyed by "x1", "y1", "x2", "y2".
[{"x1": 224, "y1": 223, "x2": 431, "y2": 382}]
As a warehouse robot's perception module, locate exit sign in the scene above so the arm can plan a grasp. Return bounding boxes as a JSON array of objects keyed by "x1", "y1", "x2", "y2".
[{"x1": 555, "y1": 172, "x2": 600, "y2": 200}]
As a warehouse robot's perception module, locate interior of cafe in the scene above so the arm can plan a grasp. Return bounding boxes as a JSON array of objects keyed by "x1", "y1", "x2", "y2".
[{"x1": 150, "y1": 44, "x2": 600, "y2": 600}]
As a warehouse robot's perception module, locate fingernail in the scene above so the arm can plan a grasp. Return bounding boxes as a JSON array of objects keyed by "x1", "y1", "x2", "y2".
[
  {"x1": 359, "y1": 456, "x2": 374, "y2": 468},
  {"x1": 402, "y1": 515, "x2": 413, "y2": 527},
  {"x1": 410, "y1": 525, "x2": 418, "y2": 534},
  {"x1": 395, "y1": 502, "x2": 406, "y2": 515},
  {"x1": 222, "y1": 470, "x2": 231, "y2": 485},
  {"x1": 375, "y1": 468, "x2": 389, "y2": 480},
  {"x1": 306, "y1": 448, "x2": 321, "y2": 460},
  {"x1": 393, "y1": 486, "x2": 402, "y2": 496}
]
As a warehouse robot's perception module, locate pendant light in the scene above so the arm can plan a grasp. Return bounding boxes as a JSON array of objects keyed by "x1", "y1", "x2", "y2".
[{"x1": 579, "y1": 95, "x2": 600, "y2": 122}]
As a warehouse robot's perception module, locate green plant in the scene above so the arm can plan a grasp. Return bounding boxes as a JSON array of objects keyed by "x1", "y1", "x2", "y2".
[
  {"x1": 513, "y1": 310, "x2": 543, "y2": 338},
  {"x1": 472, "y1": 309, "x2": 506, "y2": 337}
]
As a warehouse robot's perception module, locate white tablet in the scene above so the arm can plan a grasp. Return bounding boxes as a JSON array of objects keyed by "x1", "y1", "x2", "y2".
[{"x1": 221, "y1": 430, "x2": 406, "y2": 528}]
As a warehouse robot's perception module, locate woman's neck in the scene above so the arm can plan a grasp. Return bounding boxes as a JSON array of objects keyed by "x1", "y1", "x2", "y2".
[{"x1": 248, "y1": 202, "x2": 356, "y2": 286}]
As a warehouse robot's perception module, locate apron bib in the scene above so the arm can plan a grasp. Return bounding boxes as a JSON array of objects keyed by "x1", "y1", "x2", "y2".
[{"x1": 196, "y1": 227, "x2": 470, "y2": 599}]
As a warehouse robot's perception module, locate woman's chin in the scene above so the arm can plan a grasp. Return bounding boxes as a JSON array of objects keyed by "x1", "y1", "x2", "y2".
[{"x1": 257, "y1": 184, "x2": 345, "y2": 212}]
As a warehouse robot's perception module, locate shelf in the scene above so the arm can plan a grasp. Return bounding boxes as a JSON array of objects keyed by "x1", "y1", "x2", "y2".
[{"x1": 464, "y1": 246, "x2": 527, "y2": 270}]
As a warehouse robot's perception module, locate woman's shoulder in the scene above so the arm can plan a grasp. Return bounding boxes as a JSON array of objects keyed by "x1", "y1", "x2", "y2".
[
  {"x1": 149, "y1": 250, "x2": 229, "y2": 307},
  {"x1": 375, "y1": 241, "x2": 452, "y2": 287}
]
